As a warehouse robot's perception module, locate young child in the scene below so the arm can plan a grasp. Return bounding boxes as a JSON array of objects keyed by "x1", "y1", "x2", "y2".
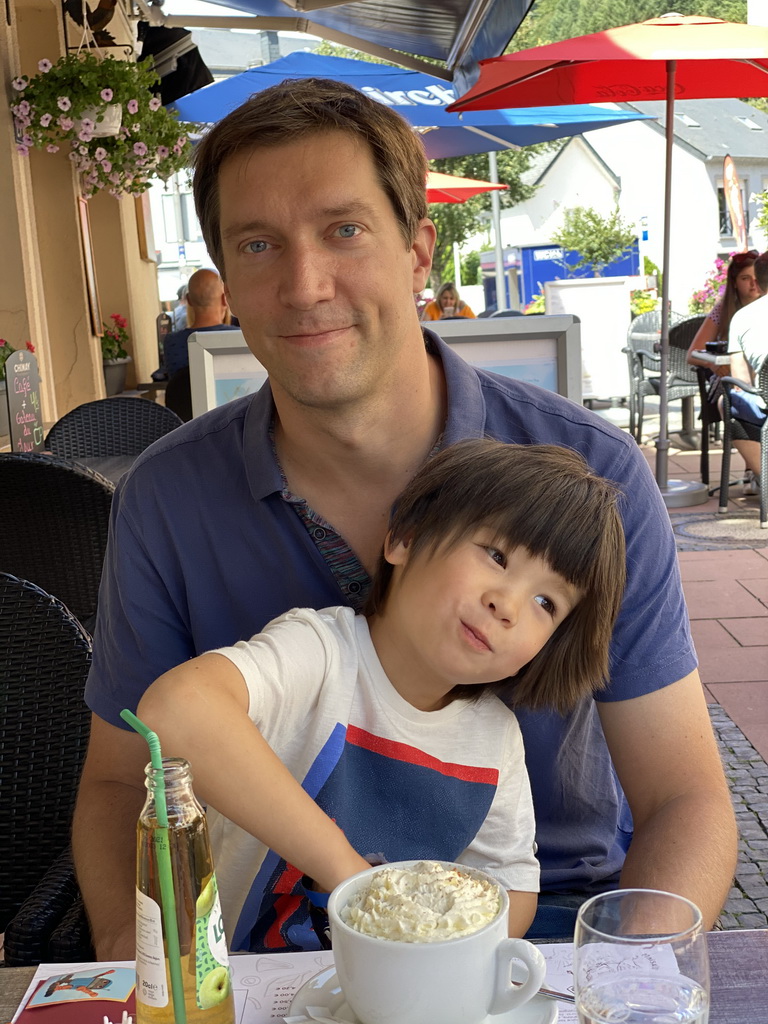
[{"x1": 137, "y1": 439, "x2": 626, "y2": 952}]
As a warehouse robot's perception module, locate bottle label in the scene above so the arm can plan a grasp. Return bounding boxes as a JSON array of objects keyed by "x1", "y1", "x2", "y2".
[
  {"x1": 135, "y1": 888, "x2": 169, "y2": 1007},
  {"x1": 195, "y1": 873, "x2": 232, "y2": 1010}
]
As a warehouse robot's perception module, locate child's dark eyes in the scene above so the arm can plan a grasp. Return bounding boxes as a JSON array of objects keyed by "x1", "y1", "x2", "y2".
[
  {"x1": 484, "y1": 546, "x2": 507, "y2": 568},
  {"x1": 535, "y1": 594, "x2": 556, "y2": 616}
]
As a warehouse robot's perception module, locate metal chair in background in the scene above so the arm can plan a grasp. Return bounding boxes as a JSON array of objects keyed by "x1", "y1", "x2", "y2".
[
  {"x1": 718, "y1": 357, "x2": 768, "y2": 528},
  {"x1": 663, "y1": 315, "x2": 707, "y2": 450},
  {"x1": 0, "y1": 452, "x2": 114, "y2": 632},
  {"x1": 623, "y1": 311, "x2": 684, "y2": 441},
  {"x1": 45, "y1": 395, "x2": 183, "y2": 458},
  {"x1": 0, "y1": 574, "x2": 93, "y2": 963}
]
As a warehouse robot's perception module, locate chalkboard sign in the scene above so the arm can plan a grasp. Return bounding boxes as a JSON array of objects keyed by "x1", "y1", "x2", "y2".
[{"x1": 6, "y1": 349, "x2": 44, "y2": 452}]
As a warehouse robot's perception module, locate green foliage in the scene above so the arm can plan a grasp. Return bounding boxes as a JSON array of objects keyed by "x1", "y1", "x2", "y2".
[
  {"x1": 630, "y1": 290, "x2": 658, "y2": 316},
  {"x1": 510, "y1": 0, "x2": 747, "y2": 50},
  {"x1": 461, "y1": 250, "x2": 482, "y2": 286},
  {"x1": 429, "y1": 148, "x2": 544, "y2": 285},
  {"x1": 551, "y1": 205, "x2": 636, "y2": 275},
  {"x1": 524, "y1": 292, "x2": 546, "y2": 313},
  {"x1": 101, "y1": 313, "x2": 129, "y2": 361},
  {"x1": 754, "y1": 191, "x2": 768, "y2": 232},
  {"x1": 10, "y1": 52, "x2": 192, "y2": 197}
]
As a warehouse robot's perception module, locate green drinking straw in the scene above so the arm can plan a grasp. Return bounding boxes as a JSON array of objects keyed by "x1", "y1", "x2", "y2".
[{"x1": 121, "y1": 709, "x2": 188, "y2": 1024}]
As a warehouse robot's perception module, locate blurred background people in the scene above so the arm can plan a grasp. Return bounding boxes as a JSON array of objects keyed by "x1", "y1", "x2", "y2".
[
  {"x1": 421, "y1": 281, "x2": 476, "y2": 321},
  {"x1": 171, "y1": 283, "x2": 189, "y2": 330},
  {"x1": 686, "y1": 250, "x2": 760, "y2": 370},
  {"x1": 159, "y1": 268, "x2": 237, "y2": 379}
]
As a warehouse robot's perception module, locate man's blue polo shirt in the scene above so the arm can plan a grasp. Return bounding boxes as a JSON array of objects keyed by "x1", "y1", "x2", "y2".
[{"x1": 86, "y1": 332, "x2": 696, "y2": 894}]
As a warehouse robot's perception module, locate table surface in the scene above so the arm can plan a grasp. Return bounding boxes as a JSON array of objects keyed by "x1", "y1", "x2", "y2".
[
  {"x1": 693, "y1": 349, "x2": 732, "y2": 366},
  {"x1": 1, "y1": 929, "x2": 766, "y2": 1024}
]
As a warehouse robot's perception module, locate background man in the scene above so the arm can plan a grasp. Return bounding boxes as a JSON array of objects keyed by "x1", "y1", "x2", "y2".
[
  {"x1": 159, "y1": 267, "x2": 237, "y2": 379},
  {"x1": 73, "y1": 80, "x2": 736, "y2": 957}
]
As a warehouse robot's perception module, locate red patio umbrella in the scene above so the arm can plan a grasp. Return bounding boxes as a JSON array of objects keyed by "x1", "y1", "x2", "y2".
[
  {"x1": 449, "y1": 14, "x2": 768, "y2": 507},
  {"x1": 426, "y1": 170, "x2": 508, "y2": 204}
]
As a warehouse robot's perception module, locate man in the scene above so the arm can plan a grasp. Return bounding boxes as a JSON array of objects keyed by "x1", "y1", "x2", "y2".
[
  {"x1": 727, "y1": 250, "x2": 768, "y2": 482},
  {"x1": 170, "y1": 282, "x2": 188, "y2": 330},
  {"x1": 159, "y1": 267, "x2": 237, "y2": 379},
  {"x1": 73, "y1": 80, "x2": 736, "y2": 958}
]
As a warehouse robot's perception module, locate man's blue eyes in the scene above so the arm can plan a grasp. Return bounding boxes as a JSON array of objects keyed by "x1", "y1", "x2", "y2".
[{"x1": 245, "y1": 226, "x2": 358, "y2": 252}]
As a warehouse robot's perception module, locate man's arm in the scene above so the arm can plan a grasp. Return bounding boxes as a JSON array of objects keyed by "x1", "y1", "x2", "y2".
[
  {"x1": 598, "y1": 670, "x2": 737, "y2": 930},
  {"x1": 72, "y1": 716, "x2": 151, "y2": 960}
]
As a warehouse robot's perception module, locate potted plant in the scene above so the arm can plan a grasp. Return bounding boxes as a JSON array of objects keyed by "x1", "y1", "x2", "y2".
[
  {"x1": 101, "y1": 313, "x2": 131, "y2": 395},
  {"x1": 10, "y1": 52, "x2": 192, "y2": 197},
  {"x1": 0, "y1": 338, "x2": 35, "y2": 435}
]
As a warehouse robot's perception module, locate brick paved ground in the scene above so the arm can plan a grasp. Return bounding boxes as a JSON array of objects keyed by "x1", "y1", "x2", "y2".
[{"x1": 711, "y1": 704, "x2": 768, "y2": 929}]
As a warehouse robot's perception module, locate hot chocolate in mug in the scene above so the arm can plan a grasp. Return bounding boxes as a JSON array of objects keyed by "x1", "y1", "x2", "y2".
[{"x1": 327, "y1": 860, "x2": 545, "y2": 1024}]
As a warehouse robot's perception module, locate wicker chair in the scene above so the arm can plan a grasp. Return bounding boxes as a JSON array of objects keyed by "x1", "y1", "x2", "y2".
[
  {"x1": 660, "y1": 315, "x2": 707, "y2": 448},
  {"x1": 718, "y1": 357, "x2": 768, "y2": 528},
  {"x1": 0, "y1": 574, "x2": 94, "y2": 964},
  {"x1": 45, "y1": 396, "x2": 183, "y2": 457},
  {"x1": 0, "y1": 452, "x2": 114, "y2": 632},
  {"x1": 623, "y1": 311, "x2": 687, "y2": 442}
]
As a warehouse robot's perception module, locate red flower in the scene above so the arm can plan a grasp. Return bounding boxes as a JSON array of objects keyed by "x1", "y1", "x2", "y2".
[
  {"x1": 25, "y1": 341, "x2": 35, "y2": 353},
  {"x1": 0, "y1": 339, "x2": 7, "y2": 348},
  {"x1": 111, "y1": 313, "x2": 127, "y2": 328}
]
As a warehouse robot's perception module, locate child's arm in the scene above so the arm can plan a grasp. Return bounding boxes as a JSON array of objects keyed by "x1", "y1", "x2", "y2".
[
  {"x1": 506, "y1": 890, "x2": 538, "y2": 938},
  {"x1": 137, "y1": 652, "x2": 370, "y2": 892}
]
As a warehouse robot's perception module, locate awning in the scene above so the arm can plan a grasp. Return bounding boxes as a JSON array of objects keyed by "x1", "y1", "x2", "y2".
[{"x1": 138, "y1": 0, "x2": 535, "y2": 92}]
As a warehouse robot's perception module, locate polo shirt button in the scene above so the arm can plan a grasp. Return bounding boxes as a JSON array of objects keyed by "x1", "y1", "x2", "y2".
[{"x1": 313, "y1": 527, "x2": 327, "y2": 540}]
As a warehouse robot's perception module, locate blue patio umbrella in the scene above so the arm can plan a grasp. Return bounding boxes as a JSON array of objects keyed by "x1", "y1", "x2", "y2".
[{"x1": 170, "y1": 51, "x2": 652, "y2": 157}]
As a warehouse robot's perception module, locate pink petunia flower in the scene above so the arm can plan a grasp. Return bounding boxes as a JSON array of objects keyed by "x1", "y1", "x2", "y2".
[
  {"x1": 100, "y1": 88, "x2": 114, "y2": 102},
  {"x1": 46, "y1": 144, "x2": 59, "y2": 153},
  {"x1": 22, "y1": 134, "x2": 33, "y2": 146},
  {"x1": 38, "y1": 59, "x2": 52, "y2": 72},
  {"x1": 12, "y1": 77, "x2": 28, "y2": 91},
  {"x1": 16, "y1": 144, "x2": 29, "y2": 156},
  {"x1": 78, "y1": 130, "x2": 93, "y2": 143},
  {"x1": 40, "y1": 112, "x2": 52, "y2": 127},
  {"x1": 58, "y1": 115, "x2": 74, "y2": 130},
  {"x1": 156, "y1": 145, "x2": 169, "y2": 159},
  {"x1": 133, "y1": 141, "x2": 148, "y2": 156},
  {"x1": 127, "y1": 98, "x2": 139, "y2": 114},
  {"x1": 132, "y1": 123, "x2": 141, "y2": 132},
  {"x1": 79, "y1": 145, "x2": 89, "y2": 155},
  {"x1": 149, "y1": 96, "x2": 161, "y2": 111},
  {"x1": 80, "y1": 118, "x2": 94, "y2": 131},
  {"x1": 18, "y1": 100, "x2": 30, "y2": 116},
  {"x1": 94, "y1": 146, "x2": 107, "y2": 162},
  {"x1": 101, "y1": 159, "x2": 112, "y2": 173},
  {"x1": 57, "y1": 96, "x2": 71, "y2": 111}
]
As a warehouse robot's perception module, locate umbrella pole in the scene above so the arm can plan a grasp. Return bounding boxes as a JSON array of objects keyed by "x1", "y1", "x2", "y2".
[
  {"x1": 488, "y1": 151, "x2": 508, "y2": 311},
  {"x1": 655, "y1": 59, "x2": 708, "y2": 507}
]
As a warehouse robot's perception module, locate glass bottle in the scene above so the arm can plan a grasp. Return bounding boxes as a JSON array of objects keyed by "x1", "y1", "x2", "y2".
[{"x1": 135, "y1": 757, "x2": 235, "y2": 1024}]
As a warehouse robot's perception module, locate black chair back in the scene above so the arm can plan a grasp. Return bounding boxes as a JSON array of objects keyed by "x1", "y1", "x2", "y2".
[
  {"x1": 0, "y1": 452, "x2": 114, "y2": 628},
  {"x1": 165, "y1": 365, "x2": 193, "y2": 422},
  {"x1": 45, "y1": 396, "x2": 183, "y2": 457},
  {"x1": 0, "y1": 574, "x2": 92, "y2": 932}
]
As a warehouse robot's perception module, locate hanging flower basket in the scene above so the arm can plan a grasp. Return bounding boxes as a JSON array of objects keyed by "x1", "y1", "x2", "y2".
[{"x1": 10, "y1": 52, "x2": 194, "y2": 197}]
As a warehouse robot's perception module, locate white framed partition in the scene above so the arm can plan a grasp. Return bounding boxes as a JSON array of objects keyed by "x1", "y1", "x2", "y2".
[{"x1": 188, "y1": 314, "x2": 582, "y2": 418}]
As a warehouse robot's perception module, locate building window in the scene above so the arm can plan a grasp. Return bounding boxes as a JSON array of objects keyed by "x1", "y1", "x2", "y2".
[{"x1": 161, "y1": 189, "x2": 203, "y2": 243}]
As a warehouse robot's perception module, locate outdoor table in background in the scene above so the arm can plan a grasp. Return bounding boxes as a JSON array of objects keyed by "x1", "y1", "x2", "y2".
[
  {"x1": 1, "y1": 929, "x2": 767, "y2": 1024},
  {"x1": 693, "y1": 350, "x2": 732, "y2": 368}
]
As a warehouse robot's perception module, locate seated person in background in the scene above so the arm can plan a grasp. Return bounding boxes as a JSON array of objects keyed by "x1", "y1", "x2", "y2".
[
  {"x1": 686, "y1": 250, "x2": 759, "y2": 371},
  {"x1": 724, "y1": 250, "x2": 768, "y2": 484},
  {"x1": 138, "y1": 439, "x2": 626, "y2": 950},
  {"x1": 171, "y1": 283, "x2": 189, "y2": 330},
  {"x1": 421, "y1": 281, "x2": 476, "y2": 320},
  {"x1": 159, "y1": 268, "x2": 239, "y2": 379}
]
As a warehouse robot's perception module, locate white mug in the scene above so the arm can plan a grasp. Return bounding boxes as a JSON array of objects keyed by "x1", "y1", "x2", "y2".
[{"x1": 328, "y1": 860, "x2": 545, "y2": 1024}]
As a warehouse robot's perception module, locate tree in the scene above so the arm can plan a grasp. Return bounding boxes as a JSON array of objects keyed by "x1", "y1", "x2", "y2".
[
  {"x1": 509, "y1": 0, "x2": 747, "y2": 50},
  {"x1": 551, "y1": 205, "x2": 636, "y2": 275}
]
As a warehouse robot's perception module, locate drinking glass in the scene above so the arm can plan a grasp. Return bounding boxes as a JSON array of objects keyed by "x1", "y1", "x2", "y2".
[{"x1": 573, "y1": 889, "x2": 710, "y2": 1024}]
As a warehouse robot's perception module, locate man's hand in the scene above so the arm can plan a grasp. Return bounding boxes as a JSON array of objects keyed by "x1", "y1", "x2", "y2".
[
  {"x1": 72, "y1": 715, "x2": 149, "y2": 960},
  {"x1": 599, "y1": 671, "x2": 737, "y2": 930}
]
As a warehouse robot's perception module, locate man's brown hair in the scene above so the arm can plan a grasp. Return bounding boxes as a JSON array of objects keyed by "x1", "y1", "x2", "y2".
[
  {"x1": 192, "y1": 78, "x2": 429, "y2": 276},
  {"x1": 366, "y1": 439, "x2": 627, "y2": 715}
]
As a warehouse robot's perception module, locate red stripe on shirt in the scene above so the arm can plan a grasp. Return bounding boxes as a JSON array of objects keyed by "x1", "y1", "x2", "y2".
[{"x1": 346, "y1": 725, "x2": 499, "y2": 785}]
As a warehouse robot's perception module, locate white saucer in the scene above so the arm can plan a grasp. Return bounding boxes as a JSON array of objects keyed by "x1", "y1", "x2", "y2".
[{"x1": 288, "y1": 966, "x2": 558, "y2": 1023}]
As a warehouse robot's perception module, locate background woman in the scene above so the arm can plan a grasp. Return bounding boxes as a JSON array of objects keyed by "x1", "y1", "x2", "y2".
[
  {"x1": 686, "y1": 250, "x2": 760, "y2": 369},
  {"x1": 422, "y1": 282, "x2": 476, "y2": 321}
]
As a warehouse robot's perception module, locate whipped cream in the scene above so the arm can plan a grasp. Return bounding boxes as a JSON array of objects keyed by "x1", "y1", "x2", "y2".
[{"x1": 340, "y1": 861, "x2": 501, "y2": 943}]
